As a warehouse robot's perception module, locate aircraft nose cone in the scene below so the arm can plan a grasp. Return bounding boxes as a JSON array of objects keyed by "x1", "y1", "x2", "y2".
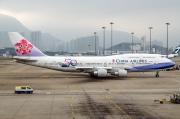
[{"x1": 169, "y1": 61, "x2": 175, "y2": 67}]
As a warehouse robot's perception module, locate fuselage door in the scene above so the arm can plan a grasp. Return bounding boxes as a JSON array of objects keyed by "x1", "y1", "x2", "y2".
[
  {"x1": 104, "y1": 61, "x2": 107, "y2": 67},
  {"x1": 79, "y1": 61, "x2": 83, "y2": 66},
  {"x1": 44, "y1": 62, "x2": 48, "y2": 67},
  {"x1": 132, "y1": 62, "x2": 135, "y2": 67}
]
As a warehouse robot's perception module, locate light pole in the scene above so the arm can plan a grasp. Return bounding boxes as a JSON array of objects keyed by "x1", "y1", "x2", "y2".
[
  {"x1": 102, "y1": 27, "x2": 106, "y2": 56},
  {"x1": 88, "y1": 44, "x2": 90, "y2": 56},
  {"x1": 131, "y1": 32, "x2": 134, "y2": 53},
  {"x1": 149, "y1": 27, "x2": 153, "y2": 53},
  {"x1": 94, "y1": 32, "x2": 97, "y2": 55},
  {"x1": 166, "y1": 23, "x2": 170, "y2": 58},
  {"x1": 110, "y1": 22, "x2": 114, "y2": 55}
]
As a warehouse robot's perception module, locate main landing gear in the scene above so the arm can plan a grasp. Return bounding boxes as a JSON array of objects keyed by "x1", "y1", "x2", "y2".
[
  {"x1": 89, "y1": 73, "x2": 97, "y2": 78},
  {"x1": 155, "y1": 71, "x2": 159, "y2": 77}
]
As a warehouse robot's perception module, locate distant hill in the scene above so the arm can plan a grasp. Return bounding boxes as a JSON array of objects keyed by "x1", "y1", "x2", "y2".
[
  {"x1": 0, "y1": 13, "x2": 63, "y2": 47},
  {"x1": 0, "y1": 13, "x2": 141, "y2": 52},
  {"x1": 97, "y1": 30, "x2": 140, "y2": 48},
  {"x1": 42, "y1": 33, "x2": 64, "y2": 43},
  {"x1": 0, "y1": 13, "x2": 30, "y2": 33},
  {"x1": 106, "y1": 42, "x2": 134, "y2": 51}
]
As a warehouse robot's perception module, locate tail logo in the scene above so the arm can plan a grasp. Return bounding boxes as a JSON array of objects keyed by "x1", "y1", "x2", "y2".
[{"x1": 15, "y1": 39, "x2": 33, "y2": 55}]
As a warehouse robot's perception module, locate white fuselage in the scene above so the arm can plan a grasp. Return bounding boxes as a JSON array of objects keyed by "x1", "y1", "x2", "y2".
[
  {"x1": 9, "y1": 32, "x2": 177, "y2": 78},
  {"x1": 19, "y1": 54, "x2": 174, "y2": 73}
]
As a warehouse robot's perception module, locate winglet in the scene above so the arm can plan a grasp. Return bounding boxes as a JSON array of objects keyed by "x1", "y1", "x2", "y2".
[{"x1": 8, "y1": 32, "x2": 45, "y2": 56}]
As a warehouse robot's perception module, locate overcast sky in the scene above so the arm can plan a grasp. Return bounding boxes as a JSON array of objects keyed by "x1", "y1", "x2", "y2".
[{"x1": 0, "y1": 0, "x2": 180, "y2": 47}]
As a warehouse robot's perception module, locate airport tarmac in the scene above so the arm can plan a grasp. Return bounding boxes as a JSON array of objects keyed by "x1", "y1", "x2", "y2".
[{"x1": 0, "y1": 58, "x2": 180, "y2": 119}]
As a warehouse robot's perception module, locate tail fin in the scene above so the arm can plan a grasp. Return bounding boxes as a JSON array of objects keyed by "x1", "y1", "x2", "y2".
[
  {"x1": 172, "y1": 47, "x2": 180, "y2": 55},
  {"x1": 167, "y1": 47, "x2": 180, "y2": 58},
  {"x1": 8, "y1": 32, "x2": 45, "y2": 56}
]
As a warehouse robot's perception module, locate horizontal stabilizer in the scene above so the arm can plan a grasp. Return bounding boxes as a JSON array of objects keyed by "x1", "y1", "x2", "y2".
[{"x1": 12, "y1": 57, "x2": 38, "y2": 62}]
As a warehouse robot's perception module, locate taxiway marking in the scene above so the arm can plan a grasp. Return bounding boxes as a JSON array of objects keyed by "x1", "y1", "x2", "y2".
[
  {"x1": 65, "y1": 78, "x2": 75, "y2": 119},
  {"x1": 107, "y1": 97, "x2": 131, "y2": 119}
]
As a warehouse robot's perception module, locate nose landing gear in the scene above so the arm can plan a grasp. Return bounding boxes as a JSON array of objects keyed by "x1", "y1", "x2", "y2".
[{"x1": 156, "y1": 71, "x2": 159, "y2": 77}]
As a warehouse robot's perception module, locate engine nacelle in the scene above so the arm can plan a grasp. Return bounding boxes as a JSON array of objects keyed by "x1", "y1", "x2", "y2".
[
  {"x1": 94, "y1": 69, "x2": 107, "y2": 77},
  {"x1": 112, "y1": 69, "x2": 127, "y2": 77}
]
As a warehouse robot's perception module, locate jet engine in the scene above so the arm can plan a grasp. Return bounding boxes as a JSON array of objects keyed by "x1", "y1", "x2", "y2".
[
  {"x1": 111, "y1": 69, "x2": 127, "y2": 77},
  {"x1": 93, "y1": 69, "x2": 107, "y2": 77}
]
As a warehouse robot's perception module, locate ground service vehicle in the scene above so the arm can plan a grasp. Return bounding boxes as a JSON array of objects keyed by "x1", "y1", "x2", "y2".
[
  {"x1": 170, "y1": 94, "x2": 180, "y2": 104},
  {"x1": 154, "y1": 94, "x2": 180, "y2": 104},
  {"x1": 15, "y1": 86, "x2": 33, "y2": 94}
]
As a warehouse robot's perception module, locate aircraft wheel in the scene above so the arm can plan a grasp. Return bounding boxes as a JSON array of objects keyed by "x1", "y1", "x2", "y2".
[
  {"x1": 91, "y1": 75, "x2": 97, "y2": 78},
  {"x1": 91, "y1": 75, "x2": 94, "y2": 78},
  {"x1": 155, "y1": 71, "x2": 159, "y2": 77},
  {"x1": 156, "y1": 74, "x2": 159, "y2": 77}
]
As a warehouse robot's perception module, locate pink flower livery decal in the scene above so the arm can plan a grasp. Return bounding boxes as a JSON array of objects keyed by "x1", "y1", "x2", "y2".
[{"x1": 15, "y1": 39, "x2": 33, "y2": 55}]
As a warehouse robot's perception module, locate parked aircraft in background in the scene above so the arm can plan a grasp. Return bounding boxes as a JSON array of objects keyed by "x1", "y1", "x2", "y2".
[
  {"x1": 164, "y1": 47, "x2": 180, "y2": 58},
  {"x1": 8, "y1": 32, "x2": 176, "y2": 78}
]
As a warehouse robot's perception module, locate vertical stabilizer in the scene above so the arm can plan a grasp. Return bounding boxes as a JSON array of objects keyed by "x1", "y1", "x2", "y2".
[
  {"x1": 8, "y1": 32, "x2": 45, "y2": 56},
  {"x1": 167, "y1": 47, "x2": 180, "y2": 58},
  {"x1": 172, "y1": 47, "x2": 180, "y2": 54}
]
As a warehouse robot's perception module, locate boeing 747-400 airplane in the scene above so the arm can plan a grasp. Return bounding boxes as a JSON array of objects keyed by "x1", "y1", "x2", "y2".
[{"x1": 8, "y1": 32, "x2": 177, "y2": 78}]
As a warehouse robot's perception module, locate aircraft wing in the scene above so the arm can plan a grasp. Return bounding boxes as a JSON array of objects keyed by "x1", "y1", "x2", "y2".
[
  {"x1": 75, "y1": 66, "x2": 112, "y2": 73},
  {"x1": 75, "y1": 66, "x2": 112, "y2": 70},
  {"x1": 75, "y1": 66, "x2": 131, "y2": 72}
]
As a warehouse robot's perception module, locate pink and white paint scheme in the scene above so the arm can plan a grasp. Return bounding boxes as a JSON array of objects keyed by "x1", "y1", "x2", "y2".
[
  {"x1": 15, "y1": 39, "x2": 33, "y2": 55},
  {"x1": 9, "y1": 32, "x2": 45, "y2": 56}
]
